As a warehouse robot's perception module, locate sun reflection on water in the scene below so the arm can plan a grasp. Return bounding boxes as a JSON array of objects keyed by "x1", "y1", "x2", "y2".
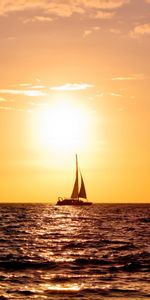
[{"x1": 42, "y1": 283, "x2": 84, "y2": 293}]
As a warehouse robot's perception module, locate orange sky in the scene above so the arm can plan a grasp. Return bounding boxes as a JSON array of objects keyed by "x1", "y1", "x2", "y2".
[{"x1": 0, "y1": 0, "x2": 149, "y2": 203}]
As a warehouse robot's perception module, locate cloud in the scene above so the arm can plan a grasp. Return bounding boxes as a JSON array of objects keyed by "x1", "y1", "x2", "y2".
[
  {"x1": 109, "y1": 92, "x2": 123, "y2": 97},
  {"x1": 18, "y1": 83, "x2": 32, "y2": 87},
  {"x1": 109, "y1": 28, "x2": 121, "y2": 34},
  {"x1": 0, "y1": 97, "x2": 6, "y2": 102},
  {"x1": 0, "y1": 1, "x2": 82, "y2": 17},
  {"x1": 23, "y1": 15, "x2": 53, "y2": 23},
  {"x1": 0, "y1": 0, "x2": 130, "y2": 18},
  {"x1": 0, "y1": 89, "x2": 47, "y2": 97},
  {"x1": 7, "y1": 36, "x2": 16, "y2": 40},
  {"x1": 132, "y1": 23, "x2": 150, "y2": 36},
  {"x1": 0, "y1": 106, "x2": 12, "y2": 110},
  {"x1": 93, "y1": 11, "x2": 115, "y2": 19},
  {"x1": 112, "y1": 74, "x2": 145, "y2": 81},
  {"x1": 50, "y1": 83, "x2": 94, "y2": 91},
  {"x1": 31, "y1": 85, "x2": 46, "y2": 89},
  {"x1": 79, "y1": 0, "x2": 129, "y2": 9},
  {"x1": 0, "y1": 104, "x2": 33, "y2": 113},
  {"x1": 84, "y1": 26, "x2": 100, "y2": 37},
  {"x1": 0, "y1": 105, "x2": 25, "y2": 111},
  {"x1": 18, "y1": 82, "x2": 45, "y2": 89},
  {"x1": 84, "y1": 29, "x2": 93, "y2": 36}
]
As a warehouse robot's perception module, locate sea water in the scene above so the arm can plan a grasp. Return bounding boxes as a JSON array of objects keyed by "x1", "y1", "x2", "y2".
[{"x1": 0, "y1": 204, "x2": 150, "y2": 300}]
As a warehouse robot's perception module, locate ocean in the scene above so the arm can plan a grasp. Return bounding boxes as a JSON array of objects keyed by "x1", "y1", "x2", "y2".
[{"x1": 0, "y1": 204, "x2": 150, "y2": 300}]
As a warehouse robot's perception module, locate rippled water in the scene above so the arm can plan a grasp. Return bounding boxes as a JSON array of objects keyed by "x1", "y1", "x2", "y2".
[{"x1": 0, "y1": 204, "x2": 150, "y2": 300}]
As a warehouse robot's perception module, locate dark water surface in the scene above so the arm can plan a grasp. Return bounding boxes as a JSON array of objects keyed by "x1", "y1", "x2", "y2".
[{"x1": 0, "y1": 204, "x2": 150, "y2": 300}]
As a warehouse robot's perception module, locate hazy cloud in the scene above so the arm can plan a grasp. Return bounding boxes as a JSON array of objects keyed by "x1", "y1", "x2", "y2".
[
  {"x1": 17, "y1": 83, "x2": 45, "y2": 89},
  {"x1": 109, "y1": 92, "x2": 123, "y2": 97},
  {"x1": 0, "y1": 105, "x2": 25, "y2": 111},
  {"x1": 84, "y1": 29, "x2": 93, "y2": 36},
  {"x1": 112, "y1": 74, "x2": 145, "y2": 81},
  {"x1": 0, "y1": 97, "x2": 6, "y2": 102},
  {"x1": 109, "y1": 28, "x2": 121, "y2": 34},
  {"x1": 18, "y1": 83, "x2": 32, "y2": 87},
  {"x1": 0, "y1": 106, "x2": 13, "y2": 110},
  {"x1": 84, "y1": 26, "x2": 100, "y2": 37},
  {"x1": 133, "y1": 23, "x2": 150, "y2": 36},
  {"x1": 79, "y1": 0, "x2": 129, "y2": 9},
  {"x1": 31, "y1": 85, "x2": 46, "y2": 89},
  {"x1": 50, "y1": 83, "x2": 94, "y2": 91},
  {"x1": 0, "y1": 89, "x2": 47, "y2": 97},
  {"x1": 93, "y1": 11, "x2": 115, "y2": 19},
  {"x1": 0, "y1": 0, "x2": 130, "y2": 18},
  {"x1": 23, "y1": 16, "x2": 53, "y2": 23}
]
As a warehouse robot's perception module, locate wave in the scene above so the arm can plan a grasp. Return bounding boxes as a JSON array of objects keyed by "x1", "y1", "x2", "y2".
[
  {"x1": 7, "y1": 290, "x2": 35, "y2": 296},
  {"x1": 0, "y1": 260, "x2": 57, "y2": 271},
  {"x1": 75, "y1": 258, "x2": 110, "y2": 265},
  {"x1": 140, "y1": 218, "x2": 150, "y2": 223},
  {"x1": 11, "y1": 286, "x2": 148, "y2": 298},
  {"x1": 2, "y1": 286, "x2": 149, "y2": 300},
  {"x1": 0, "y1": 249, "x2": 149, "y2": 272}
]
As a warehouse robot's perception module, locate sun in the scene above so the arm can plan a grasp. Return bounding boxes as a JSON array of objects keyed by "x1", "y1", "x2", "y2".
[{"x1": 33, "y1": 98, "x2": 90, "y2": 153}]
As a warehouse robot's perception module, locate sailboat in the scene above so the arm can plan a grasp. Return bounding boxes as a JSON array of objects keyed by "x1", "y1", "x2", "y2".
[{"x1": 56, "y1": 155, "x2": 92, "y2": 206}]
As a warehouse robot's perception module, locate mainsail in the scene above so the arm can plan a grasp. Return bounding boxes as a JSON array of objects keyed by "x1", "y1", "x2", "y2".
[
  {"x1": 71, "y1": 154, "x2": 78, "y2": 199},
  {"x1": 71, "y1": 154, "x2": 87, "y2": 200},
  {"x1": 78, "y1": 172, "x2": 87, "y2": 199}
]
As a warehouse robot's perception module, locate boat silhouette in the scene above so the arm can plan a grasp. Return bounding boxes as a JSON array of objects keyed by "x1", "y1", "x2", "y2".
[{"x1": 56, "y1": 154, "x2": 92, "y2": 206}]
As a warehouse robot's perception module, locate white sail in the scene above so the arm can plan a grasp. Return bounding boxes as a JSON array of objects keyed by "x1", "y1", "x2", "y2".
[
  {"x1": 78, "y1": 172, "x2": 87, "y2": 199},
  {"x1": 71, "y1": 154, "x2": 78, "y2": 199}
]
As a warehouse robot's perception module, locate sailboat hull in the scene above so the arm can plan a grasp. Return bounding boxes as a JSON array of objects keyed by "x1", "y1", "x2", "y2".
[{"x1": 56, "y1": 198, "x2": 92, "y2": 206}]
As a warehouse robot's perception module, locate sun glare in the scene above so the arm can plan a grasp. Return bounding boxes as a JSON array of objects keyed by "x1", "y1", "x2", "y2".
[{"x1": 34, "y1": 98, "x2": 90, "y2": 153}]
